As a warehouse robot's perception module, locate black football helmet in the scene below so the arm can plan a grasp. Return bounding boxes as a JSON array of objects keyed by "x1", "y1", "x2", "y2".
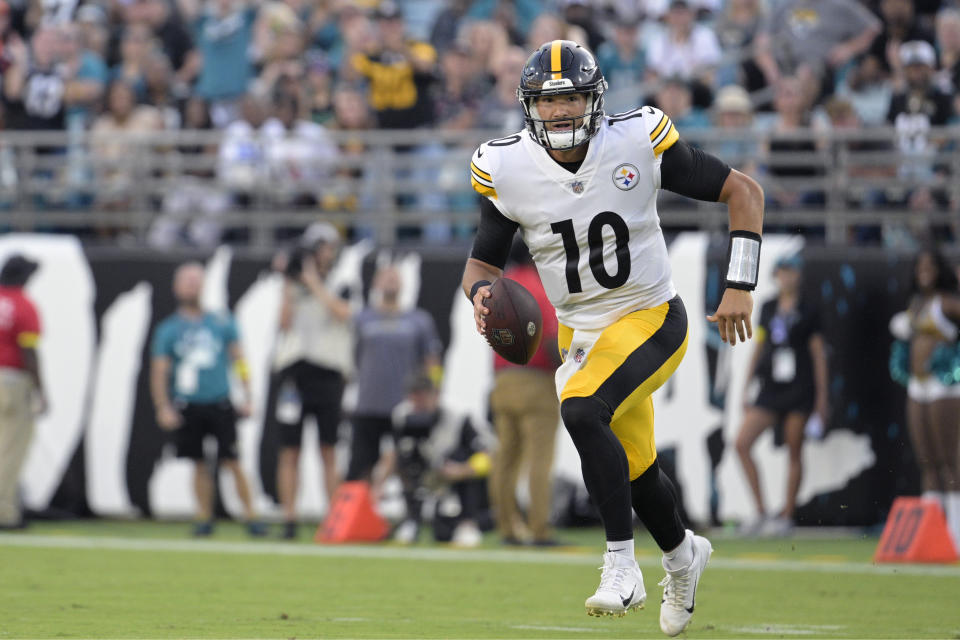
[{"x1": 517, "y1": 40, "x2": 607, "y2": 151}]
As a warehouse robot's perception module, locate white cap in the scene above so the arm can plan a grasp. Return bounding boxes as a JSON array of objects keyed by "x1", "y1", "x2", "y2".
[
  {"x1": 714, "y1": 85, "x2": 752, "y2": 114},
  {"x1": 900, "y1": 40, "x2": 936, "y2": 67},
  {"x1": 301, "y1": 222, "x2": 340, "y2": 248}
]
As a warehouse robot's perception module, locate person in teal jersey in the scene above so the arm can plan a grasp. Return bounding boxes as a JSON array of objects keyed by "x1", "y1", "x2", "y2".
[{"x1": 150, "y1": 262, "x2": 266, "y2": 537}]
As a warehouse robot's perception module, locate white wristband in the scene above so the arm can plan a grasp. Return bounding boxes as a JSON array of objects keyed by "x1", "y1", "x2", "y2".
[{"x1": 725, "y1": 231, "x2": 761, "y2": 291}]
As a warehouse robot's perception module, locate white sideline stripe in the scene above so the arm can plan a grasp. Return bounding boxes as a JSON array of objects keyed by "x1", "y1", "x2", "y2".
[
  {"x1": 511, "y1": 625, "x2": 598, "y2": 632},
  {"x1": 2, "y1": 534, "x2": 959, "y2": 577}
]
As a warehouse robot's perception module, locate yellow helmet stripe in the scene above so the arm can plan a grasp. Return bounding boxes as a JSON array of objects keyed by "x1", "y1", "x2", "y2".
[{"x1": 550, "y1": 40, "x2": 562, "y2": 79}]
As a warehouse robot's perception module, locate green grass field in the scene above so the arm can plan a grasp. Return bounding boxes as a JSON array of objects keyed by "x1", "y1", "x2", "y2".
[{"x1": 2, "y1": 521, "x2": 959, "y2": 639}]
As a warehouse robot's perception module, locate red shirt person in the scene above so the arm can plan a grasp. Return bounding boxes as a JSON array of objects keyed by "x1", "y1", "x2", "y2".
[
  {"x1": 489, "y1": 243, "x2": 564, "y2": 546},
  {"x1": 0, "y1": 254, "x2": 45, "y2": 529}
]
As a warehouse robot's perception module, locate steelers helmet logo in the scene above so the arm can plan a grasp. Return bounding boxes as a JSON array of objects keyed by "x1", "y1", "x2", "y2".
[{"x1": 612, "y1": 163, "x2": 639, "y2": 190}]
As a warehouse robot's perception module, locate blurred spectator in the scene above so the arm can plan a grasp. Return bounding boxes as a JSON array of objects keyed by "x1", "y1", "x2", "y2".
[
  {"x1": 646, "y1": 0, "x2": 722, "y2": 88},
  {"x1": 303, "y1": 50, "x2": 334, "y2": 125},
  {"x1": 757, "y1": 76, "x2": 828, "y2": 210},
  {"x1": 887, "y1": 41, "x2": 953, "y2": 183},
  {"x1": 126, "y1": 0, "x2": 196, "y2": 82},
  {"x1": 474, "y1": 45, "x2": 526, "y2": 132},
  {"x1": 272, "y1": 223, "x2": 354, "y2": 539},
  {"x1": 350, "y1": 2, "x2": 437, "y2": 129},
  {"x1": 433, "y1": 43, "x2": 484, "y2": 130},
  {"x1": 335, "y1": 6, "x2": 375, "y2": 79},
  {"x1": 392, "y1": 374, "x2": 493, "y2": 547},
  {"x1": 458, "y1": 19, "x2": 509, "y2": 85},
  {"x1": 561, "y1": 0, "x2": 603, "y2": 52},
  {"x1": 935, "y1": 9, "x2": 960, "y2": 95},
  {"x1": 90, "y1": 79, "x2": 162, "y2": 209},
  {"x1": 0, "y1": 255, "x2": 45, "y2": 530},
  {"x1": 218, "y1": 92, "x2": 269, "y2": 207},
  {"x1": 642, "y1": 0, "x2": 720, "y2": 21},
  {"x1": 753, "y1": 0, "x2": 880, "y2": 94},
  {"x1": 75, "y1": 3, "x2": 110, "y2": 61},
  {"x1": 253, "y1": 1, "x2": 307, "y2": 93},
  {"x1": 185, "y1": 0, "x2": 258, "y2": 127},
  {"x1": 143, "y1": 51, "x2": 182, "y2": 130},
  {"x1": 324, "y1": 85, "x2": 374, "y2": 219},
  {"x1": 488, "y1": 242, "x2": 561, "y2": 546},
  {"x1": 429, "y1": 0, "x2": 470, "y2": 53},
  {"x1": 653, "y1": 77, "x2": 710, "y2": 131},
  {"x1": 149, "y1": 97, "x2": 228, "y2": 247},
  {"x1": 345, "y1": 264, "x2": 442, "y2": 488},
  {"x1": 595, "y1": 17, "x2": 646, "y2": 115},
  {"x1": 710, "y1": 84, "x2": 758, "y2": 175},
  {"x1": 261, "y1": 88, "x2": 337, "y2": 209},
  {"x1": 823, "y1": 96, "x2": 894, "y2": 240},
  {"x1": 835, "y1": 54, "x2": 893, "y2": 126},
  {"x1": 714, "y1": 0, "x2": 766, "y2": 90},
  {"x1": 736, "y1": 254, "x2": 828, "y2": 537},
  {"x1": 2, "y1": 26, "x2": 67, "y2": 131},
  {"x1": 149, "y1": 261, "x2": 266, "y2": 537},
  {"x1": 524, "y1": 12, "x2": 564, "y2": 52},
  {"x1": 61, "y1": 23, "x2": 106, "y2": 129},
  {"x1": 111, "y1": 22, "x2": 153, "y2": 101},
  {"x1": 464, "y1": 0, "x2": 543, "y2": 37},
  {"x1": 869, "y1": 0, "x2": 936, "y2": 77},
  {"x1": 888, "y1": 247, "x2": 960, "y2": 548}
]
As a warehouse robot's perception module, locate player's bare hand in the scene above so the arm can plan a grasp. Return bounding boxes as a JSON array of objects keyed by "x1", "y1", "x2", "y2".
[
  {"x1": 472, "y1": 286, "x2": 492, "y2": 335},
  {"x1": 157, "y1": 405, "x2": 182, "y2": 431},
  {"x1": 707, "y1": 289, "x2": 754, "y2": 346}
]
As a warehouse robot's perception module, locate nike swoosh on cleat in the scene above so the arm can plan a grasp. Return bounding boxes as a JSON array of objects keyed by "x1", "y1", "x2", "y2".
[{"x1": 622, "y1": 587, "x2": 635, "y2": 608}]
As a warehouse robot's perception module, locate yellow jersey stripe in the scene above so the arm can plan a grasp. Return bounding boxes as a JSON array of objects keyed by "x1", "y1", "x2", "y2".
[
  {"x1": 471, "y1": 175, "x2": 498, "y2": 199},
  {"x1": 17, "y1": 332, "x2": 39, "y2": 348},
  {"x1": 470, "y1": 162, "x2": 492, "y2": 181},
  {"x1": 649, "y1": 113, "x2": 669, "y2": 142},
  {"x1": 652, "y1": 123, "x2": 679, "y2": 156},
  {"x1": 471, "y1": 169, "x2": 494, "y2": 188},
  {"x1": 550, "y1": 40, "x2": 562, "y2": 79}
]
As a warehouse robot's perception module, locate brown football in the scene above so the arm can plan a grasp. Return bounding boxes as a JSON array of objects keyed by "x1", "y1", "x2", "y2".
[{"x1": 482, "y1": 277, "x2": 543, "y2": 365}]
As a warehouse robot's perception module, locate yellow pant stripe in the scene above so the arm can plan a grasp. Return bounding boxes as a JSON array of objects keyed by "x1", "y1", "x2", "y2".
[
  {"x1": 560, "y1": 302, "x2": 671, "y2": 402},
  {"x1": 557, "y1": 299, "x2": 688, "y2": 479}
]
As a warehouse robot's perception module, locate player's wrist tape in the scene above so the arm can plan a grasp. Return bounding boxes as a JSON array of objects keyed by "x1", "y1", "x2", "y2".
[
  {"x1": 725, "y1": 231, "x2": 761, "y2": 291},
  {"x1": 469, "y1": 280, "x2": 492, "y2": 301}
]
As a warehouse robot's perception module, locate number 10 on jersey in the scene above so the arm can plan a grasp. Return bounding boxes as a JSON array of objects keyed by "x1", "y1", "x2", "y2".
[{"x1": 550, "y1": 211, "x2": 631, "y2": 293}]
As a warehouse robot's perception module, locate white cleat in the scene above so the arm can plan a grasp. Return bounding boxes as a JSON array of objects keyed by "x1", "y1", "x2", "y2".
[
  {"x1": 659, "y1": 532, "x2": 713, "y2": 636},
  {"x1": 585, "y1": 552, "x2": 647, "y2": 618}
]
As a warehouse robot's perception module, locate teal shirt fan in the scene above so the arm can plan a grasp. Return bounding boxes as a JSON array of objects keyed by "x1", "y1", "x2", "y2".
[{"x1": 151, "y1": 312, "x2": 239, "y2": 404}]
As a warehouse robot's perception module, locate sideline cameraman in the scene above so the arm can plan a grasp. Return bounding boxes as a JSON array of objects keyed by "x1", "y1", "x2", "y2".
[{"x1": 272, "y1": 223, "x2": 355, "y2": 539}]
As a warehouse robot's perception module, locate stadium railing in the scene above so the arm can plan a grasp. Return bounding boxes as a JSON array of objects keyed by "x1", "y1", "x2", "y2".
[{"x1": 0, "y1": 126, "x2": 957, "y2": 246}]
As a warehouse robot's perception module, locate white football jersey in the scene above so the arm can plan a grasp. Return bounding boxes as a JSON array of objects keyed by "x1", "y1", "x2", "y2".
[{"x1": 471, "y1": 106, "x2": 681, "y2": 330}]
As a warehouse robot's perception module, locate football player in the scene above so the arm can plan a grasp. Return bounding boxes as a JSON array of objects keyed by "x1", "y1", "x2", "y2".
[{"x1": 461, "y1": 41, "x2": 764, "y2": 636}]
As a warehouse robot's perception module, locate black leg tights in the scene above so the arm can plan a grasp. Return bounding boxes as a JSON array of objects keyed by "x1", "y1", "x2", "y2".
[
  {"x1": 630, "y1": 458, "x2": 686, "y2": 551},
  {"x1": 560, "y1": 396, "x2": 634, "y2": 541}
]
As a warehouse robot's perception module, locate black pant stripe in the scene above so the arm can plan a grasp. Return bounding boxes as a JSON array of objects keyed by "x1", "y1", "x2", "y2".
[{"x1": 595, "y1": 296, "x2": 688, "y2": 412}]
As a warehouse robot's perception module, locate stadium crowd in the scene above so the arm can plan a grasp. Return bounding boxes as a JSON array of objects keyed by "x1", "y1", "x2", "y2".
[{"x1": 1, "y1": 0, "x2": 960, "y2": 243}]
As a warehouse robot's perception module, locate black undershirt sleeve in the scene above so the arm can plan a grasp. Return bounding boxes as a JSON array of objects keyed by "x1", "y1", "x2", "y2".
[
  {"x1": 659, "y1": 138, "x2": 732, "y2": 202},
  {"x1": 469, "y1": 197, "x2": 520, "y2": 270}
]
